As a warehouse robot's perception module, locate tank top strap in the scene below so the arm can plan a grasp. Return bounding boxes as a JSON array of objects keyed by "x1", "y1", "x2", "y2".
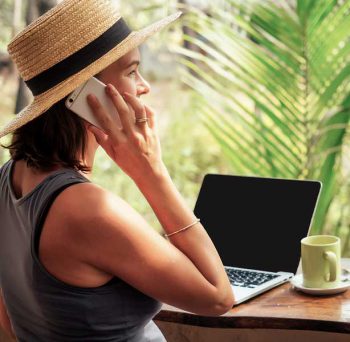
[{"x1": 28, "y1": 169, "x2": 90, "y2": 254}]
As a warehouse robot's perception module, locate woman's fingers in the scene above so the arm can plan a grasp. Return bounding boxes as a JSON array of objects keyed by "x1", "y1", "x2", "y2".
[
  {"x1": 123, "y1": 92, "x2": 149, "y2": 134},
  {"x1": 144, "y1": 104, "x2": 156, "y2": 130},
  {"x1": 87, "y1": 84, "x2": 158, "y2": 154},
  {"x1": 88, "y1": 124, "x2": 119, "y2": 161},
  {"x1": 86, "y1": 84, "x2": 162, "y2": 179},
  {"x1": 105, "y1": 84, "x2": 134, "y2": 133},
  {"x1": 87, "y1": 94, "x2": 121, "y2": 143}
]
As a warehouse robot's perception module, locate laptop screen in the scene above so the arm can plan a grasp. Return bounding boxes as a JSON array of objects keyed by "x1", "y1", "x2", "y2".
[{"x1": 194, "y1": 174, "x2": 321, "y2": 273}]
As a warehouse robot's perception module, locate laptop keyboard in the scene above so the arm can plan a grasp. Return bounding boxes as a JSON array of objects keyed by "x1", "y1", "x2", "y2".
[{"x1": 225, "y1": 268, "x2": 280, "y2": 288}]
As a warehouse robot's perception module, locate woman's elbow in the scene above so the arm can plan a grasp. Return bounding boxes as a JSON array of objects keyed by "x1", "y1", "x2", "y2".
[
  {"x1": 186, "y1": 284, "x2": 235, "y2": 316},
  {"x1": 212, "y1": 292, "x2": 235, "y2": 316},
  {"x1": 199, "y1": 289, "x2": 235, "y2": 316}
]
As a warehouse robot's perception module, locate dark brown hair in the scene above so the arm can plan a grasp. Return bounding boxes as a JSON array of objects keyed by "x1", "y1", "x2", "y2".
[{"x1": 1, "y1": 96, "x2": 91, "y2": 173}]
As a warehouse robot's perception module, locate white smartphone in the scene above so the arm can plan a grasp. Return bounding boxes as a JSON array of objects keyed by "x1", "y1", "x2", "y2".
[{"x1": 65, "y1": 76, "x2": 121, "y2": 129}]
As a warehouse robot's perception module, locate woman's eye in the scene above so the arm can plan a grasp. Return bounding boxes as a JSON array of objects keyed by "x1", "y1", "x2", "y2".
[{"x1": 128, "y1": 70, "x2": 136, "y2": 77}]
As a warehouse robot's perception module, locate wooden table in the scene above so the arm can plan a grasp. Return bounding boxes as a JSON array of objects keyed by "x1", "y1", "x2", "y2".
[{"x1": 155, "y1": 259, "x2": 350, "y2": 335}]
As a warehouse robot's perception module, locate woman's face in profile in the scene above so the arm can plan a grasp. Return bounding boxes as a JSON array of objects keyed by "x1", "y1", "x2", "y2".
[{"x1": 96, "y1": 48, "x2": 150, "y2": 98}]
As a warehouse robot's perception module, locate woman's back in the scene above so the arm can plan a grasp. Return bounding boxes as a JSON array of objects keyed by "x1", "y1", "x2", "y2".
[{"x1": 0, "y1": 159, "x2": 165, "y2": 341}]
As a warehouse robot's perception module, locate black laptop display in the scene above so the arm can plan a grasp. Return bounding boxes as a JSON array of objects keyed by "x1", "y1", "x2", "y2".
[{"x1": 194, "y1": 174, "x2": 322, "y2": 274}]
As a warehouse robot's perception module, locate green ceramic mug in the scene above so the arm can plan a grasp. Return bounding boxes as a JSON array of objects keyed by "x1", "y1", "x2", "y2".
[{"x1": 301, "y1": 235, "x2": 341, "y2": 289}]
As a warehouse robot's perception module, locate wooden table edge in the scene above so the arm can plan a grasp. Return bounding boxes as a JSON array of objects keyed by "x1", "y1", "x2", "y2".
[{"x1": 155, "y1": 311, "x2": 350, "y2": 334}]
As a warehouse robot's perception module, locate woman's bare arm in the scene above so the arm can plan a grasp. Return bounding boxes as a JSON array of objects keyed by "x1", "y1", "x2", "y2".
[
  {"x1": 135, "y1": 167, "x2": 233, "y2": 299},
  {"x1": 58, "y1": 181, "x2": 234, "y2": 316}
]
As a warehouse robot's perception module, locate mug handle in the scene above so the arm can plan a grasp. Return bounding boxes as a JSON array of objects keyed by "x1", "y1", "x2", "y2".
[{"x1": 323, "y1": 251, "x2": 337, "y2": 282}]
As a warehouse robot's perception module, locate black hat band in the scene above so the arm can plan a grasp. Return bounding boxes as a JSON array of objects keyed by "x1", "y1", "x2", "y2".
[{"x1": 25, "y1": 18, "x2": 132, "y2": 96}]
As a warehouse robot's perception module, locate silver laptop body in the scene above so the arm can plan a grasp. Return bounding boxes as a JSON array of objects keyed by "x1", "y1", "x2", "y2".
[
  {"x1": 194, "y1": 174, "x2": 321, "y2": 305},
  {"x1": 225, "y1": 266, "x2": 293, "y2": 305}
]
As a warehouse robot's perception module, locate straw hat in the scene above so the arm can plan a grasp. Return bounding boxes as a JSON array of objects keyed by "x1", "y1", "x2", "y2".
[{"x1": 0, "y1": 0, "x2": 181, "y2": 139}]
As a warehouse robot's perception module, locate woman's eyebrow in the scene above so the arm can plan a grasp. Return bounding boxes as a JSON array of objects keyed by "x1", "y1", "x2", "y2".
[{"x1": 125, "y1": 60, "x2": 140, "y2": 69}]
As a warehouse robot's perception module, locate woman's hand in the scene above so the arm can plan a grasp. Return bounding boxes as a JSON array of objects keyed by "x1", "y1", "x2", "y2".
[{"x1": 87, "y1": 83, "x2": 165, "y2": 182}]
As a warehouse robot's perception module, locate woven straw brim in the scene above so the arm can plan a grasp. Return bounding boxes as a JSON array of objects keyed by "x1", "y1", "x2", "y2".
[{"x1": 0, "y1": 12, "x2": 181, "y2": 139}]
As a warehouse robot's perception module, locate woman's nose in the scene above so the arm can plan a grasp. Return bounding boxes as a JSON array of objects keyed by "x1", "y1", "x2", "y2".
[{"x1": 137, "y1": 75, "x2": 150, "y2": 96}]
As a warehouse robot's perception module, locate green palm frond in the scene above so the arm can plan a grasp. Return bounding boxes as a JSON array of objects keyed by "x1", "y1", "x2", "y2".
[{"x1": 175, "y1": 0, "x2": 350, "y2": 239}]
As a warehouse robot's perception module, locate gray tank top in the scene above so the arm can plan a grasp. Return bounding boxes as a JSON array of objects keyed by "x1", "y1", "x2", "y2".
[{"x1": 0, "y1": 159, "x2": 165, "y2": 342}]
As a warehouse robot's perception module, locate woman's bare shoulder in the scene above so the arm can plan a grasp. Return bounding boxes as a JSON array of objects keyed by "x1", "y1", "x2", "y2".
[
  {"x1": 53, "y1": 181, "x2": 130, "y2": 228},
  {"x1": 45, "y1": 180, "x2": 140, "y2": 258}
]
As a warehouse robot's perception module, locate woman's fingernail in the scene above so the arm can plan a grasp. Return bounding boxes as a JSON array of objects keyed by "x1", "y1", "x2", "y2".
[
  {"x1": 123, "y1": 92, "x2": 132, "y2": 100},
  {"x1": 107, "y1": 84, "x2": 117, "y2": 94}
]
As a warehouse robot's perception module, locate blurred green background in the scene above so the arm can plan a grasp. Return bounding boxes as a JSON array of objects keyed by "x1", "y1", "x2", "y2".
[{"x1": 1, "y1": 0, "x2": 350, "y2": 255}]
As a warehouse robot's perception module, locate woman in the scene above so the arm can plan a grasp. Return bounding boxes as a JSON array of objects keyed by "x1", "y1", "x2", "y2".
[{"x1": 0, "y1": 0, "x2": 234, "y2": 341}]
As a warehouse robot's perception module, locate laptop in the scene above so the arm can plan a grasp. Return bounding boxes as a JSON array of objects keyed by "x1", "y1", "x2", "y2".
[{"x1": 194, "y1": 174, "x2": 321, "y2": 305}]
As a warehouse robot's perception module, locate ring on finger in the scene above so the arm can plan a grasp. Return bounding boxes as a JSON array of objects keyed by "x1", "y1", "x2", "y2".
[{"x1": 135, "y1": 117, "x2": 148, "y2": 124}]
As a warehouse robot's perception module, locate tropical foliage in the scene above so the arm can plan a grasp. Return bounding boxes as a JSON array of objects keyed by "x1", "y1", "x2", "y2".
[{"x1": 175, "y1": 0, "x2": 350, "y2": 253}]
